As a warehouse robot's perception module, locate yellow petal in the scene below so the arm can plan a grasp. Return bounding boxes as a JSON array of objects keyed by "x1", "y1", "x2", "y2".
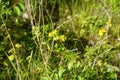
[
  {"x1": 53, "y1": 36, "x2": 59, "y2": 41},
  {"x1": 60, "y1": 35, "x2": 66, "y2": 41},
  {"x1": 106, "y1": 21, "x2": 112, "y2": 27},
  {"x1": 15, "y1": 43, "x2": 22, "y2": 48},
  {"x1": 53, "y1": 30, "x2": 58, "y2": 34},
  {"x1": 48, "y1": 32, "x2": 53, "y2": 37},
  {"x1": 97, "y1": 60, "x2": 102, "y2": 66},
  {"x1": 99, "y1": 28, "x2": 106, "y2": 36},
  {"x1": 8, "y1": 54, "x2": 14, "y2": 61},
  {"x1": 99, "y1": 31, "x2": 103, "y2": 36},
  {"x1": 101, "y1": 28, "x2": 106, "y2": 32},
  {"x1": 48, "y1": 30, "x2": 58, "y2": 37}
]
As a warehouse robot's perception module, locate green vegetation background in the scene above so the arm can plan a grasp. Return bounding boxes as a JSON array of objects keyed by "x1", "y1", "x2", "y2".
[{"x1": 0, "y1": 0, "x2": 120, "y2": 80}]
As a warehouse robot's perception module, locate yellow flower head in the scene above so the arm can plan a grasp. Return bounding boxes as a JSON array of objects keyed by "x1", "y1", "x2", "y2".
[
  {"x1": 106, "y1": 21, "x2": 112, "y2": 27},
  {"x1": 48, "y1": 30, "x2": 58, "y2": 37},
  {"x1": 48, "y1": 32, "x2": 53, "y2": 37},
  {"x1": 48, "y1": 30, "x2": 66, "y2": 41},
  {"x1": 99, "y1": 28, "x2": 106, "y2": 36},
  {"x1": 60, "y1": 35, "x2": 66, "y2": 41},
  {"x1": 15, "y1": 43, "x2": 22, "y2": 49},
  {"x1": 8, "y1": 54, "x2": 14, "y2": 61},
  {"x1": 53, "y1": 36, "x2": 60, "y2": 41},
  {"x1": 53, "y1": 30, "x2": 58, "y2": 34},
  {"x1": 96, "y1": 60, "x2": 102, "y2": 66}
]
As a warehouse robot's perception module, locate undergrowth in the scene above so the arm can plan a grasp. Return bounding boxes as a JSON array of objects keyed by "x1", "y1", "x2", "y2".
[{"x1": 0, "y1": 0, "x2": 120, "y2": 80}]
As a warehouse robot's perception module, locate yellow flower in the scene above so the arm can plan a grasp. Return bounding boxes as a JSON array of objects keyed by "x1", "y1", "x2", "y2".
[
  {"x1": 48, "y1": 32, "x2": 53, "y2": 37},
  {"x1": 48, "y1": 30, "x2": 58, "y2": 37},
  {"x1": 53, "y1": 30, "x2": 58, "y2": 34},
  {"x1": 99, "y1": 28, "x2": 106, "y2": 36},
  {"x1": 96, "y1": 60, "x2": 102, "y2": 66},
  {"x1": 103, "y1": 62, "x2": 107, "y2": 66},
  {"x1": 106, "y1": 21, "x2": 112, "y2": 27},
  {"x1": 8, "y1": 54, "x2": 14, "y2": 61},
  {"x1": 15, "y1": 43, "x2": 22, "y2": 48},
  {"x1": 53, "y1": 36, "x2": 59, "y2": 41},
  {"x1": 60, "y1": 35, "x2": 66, "y2": 41}
]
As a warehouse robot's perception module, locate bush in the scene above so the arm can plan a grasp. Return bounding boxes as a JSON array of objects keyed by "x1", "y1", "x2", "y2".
[{"x1": 0, "y1": 0, "x2": 120, "y2": 80}]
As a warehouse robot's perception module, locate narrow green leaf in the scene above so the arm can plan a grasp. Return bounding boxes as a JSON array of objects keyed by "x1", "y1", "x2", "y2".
[
  {"x1": 14, "y1": 6, "x2": 21, "y2": 16},
  {"x1": 68, "y1": 61, "x2": 74, "y2": 70},
  {"x1": 18, "y1": 2, "x2": 25, "y2": 12},
  {"x1": 58, "y1": 67, "x2": 65, "y2": 78}
]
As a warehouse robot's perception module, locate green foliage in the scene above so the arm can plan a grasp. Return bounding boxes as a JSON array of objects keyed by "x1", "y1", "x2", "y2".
[
  {"x1": 0, "y1": 0, "x2": 120, "y2": 80},
  {"x1": 18, "y1": 2, "x2": 25, "y2": 12},
  {"x1": 13, "y1": 6, "x2": 21, "y2": 16}
]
